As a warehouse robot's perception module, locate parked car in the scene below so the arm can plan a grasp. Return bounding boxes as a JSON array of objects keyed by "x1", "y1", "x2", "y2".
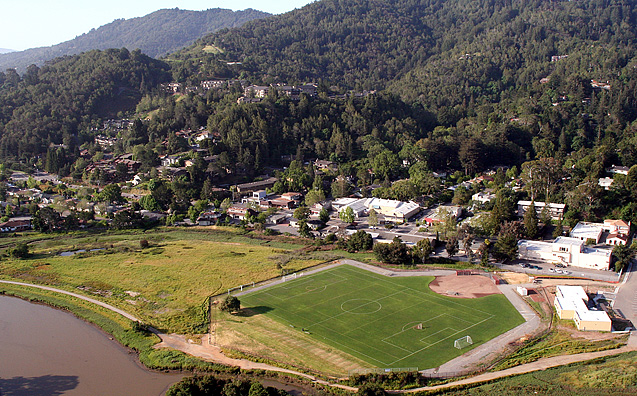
[{"x1": 549, "y1": 268, "x2": 555, "y2": 273}]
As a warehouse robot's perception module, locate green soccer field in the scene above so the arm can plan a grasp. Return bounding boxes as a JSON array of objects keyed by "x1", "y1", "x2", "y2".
[{"x1": 239, "y1": 265, "x2": 524, "y2": 370}]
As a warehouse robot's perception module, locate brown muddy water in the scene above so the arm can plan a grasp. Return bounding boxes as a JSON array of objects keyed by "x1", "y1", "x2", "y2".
[{"x1": 0, "y1": 295, "x2": 183, "y2": 395}]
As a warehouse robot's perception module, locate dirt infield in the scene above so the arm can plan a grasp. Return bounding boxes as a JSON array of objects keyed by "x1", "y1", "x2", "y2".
[{"x1": 429, "y1": 274, "x2": 502, "y2": 298}]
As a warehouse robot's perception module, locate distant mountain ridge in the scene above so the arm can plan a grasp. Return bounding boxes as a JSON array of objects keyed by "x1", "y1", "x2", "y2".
[
  {"x1": 0, "y1": 8, "x2": 270, "y2": 72},
  {"x1": 0, "y1": 49, "x2": 14, "y2": 54}
]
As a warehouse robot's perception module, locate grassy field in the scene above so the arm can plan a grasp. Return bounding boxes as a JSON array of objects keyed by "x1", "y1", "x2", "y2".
[
  {"x1": 0, "y1": 227, "x2": 327, "y2": 333},
  {"x1": 239, "y1": 265, "x2": 524, "y2": 370}
]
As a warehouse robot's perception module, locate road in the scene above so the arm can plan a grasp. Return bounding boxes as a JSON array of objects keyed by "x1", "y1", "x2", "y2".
[{"x1": 613, "y1": 259, "x2": 637, "y2": 346}]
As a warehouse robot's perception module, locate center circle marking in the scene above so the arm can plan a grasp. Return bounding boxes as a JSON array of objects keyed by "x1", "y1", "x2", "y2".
[{"x1": 340, "y1": 299, "x2": 382, "y2": 314}]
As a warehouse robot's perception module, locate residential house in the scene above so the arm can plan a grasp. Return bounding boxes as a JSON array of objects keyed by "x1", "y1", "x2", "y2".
[
  {"x1": 314, "y1": 159, "x2": 338, "y2": 172},
  {"x1": 608, "y1": 165, "x2": 629, "y2": 175},
  {"x1": 0, "y1": 218, "x2": 32, "y2": 232},
  {"x1": 226, "y1": 204, "x2": 257, "y2": 221},
  {"x1": 310, "y1": 201, "x2": 332, "y2": 216},
  {"x1": 471, "y1": 191, "x2": 496, "y2": 204},
  {"x1": 161, "y1": 155, "x2": 181, "y2": 167},
  {"x1": 554, "y1": 285, "x2": 611, "y2": 332},
  {"x1": 604, "y1": 219, "x2": 631, "y2": 246},
  {"x1": 517, "y1": 201, "x2": 566, "y2": 220},
  {"x1": 598, "y1": 177, "x2": 614, "y2": 190},
  {"x1": 244, "y1": 85, "x2": 269, "y2": 98},
  {"x1": 197, "y1": 211, "x2": 224, "y2": 226}
]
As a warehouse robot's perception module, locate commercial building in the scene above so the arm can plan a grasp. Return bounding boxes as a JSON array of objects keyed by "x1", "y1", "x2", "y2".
[
  {"x1": 518, "y1": 236, "x2": 612, "y2": 270},
  {"x1": 554, "y1": 285, "x2": 611, "y2": 332}
]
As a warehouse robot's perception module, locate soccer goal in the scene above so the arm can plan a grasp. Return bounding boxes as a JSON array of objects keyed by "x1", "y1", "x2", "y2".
[{"x1": 454, "y1": 335, "x2": 473, "y2": 349}]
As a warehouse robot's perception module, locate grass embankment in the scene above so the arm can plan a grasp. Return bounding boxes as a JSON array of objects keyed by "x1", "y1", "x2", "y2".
[
  {"x1": 423, "y1": 351, "x2": 637, "y2": 395},
  {"x1": 0, "y1": 227, "x2": 326, "y2": 334},
  {"x1": 490, "y1": 316, "x2": 627, "y2": 371}
]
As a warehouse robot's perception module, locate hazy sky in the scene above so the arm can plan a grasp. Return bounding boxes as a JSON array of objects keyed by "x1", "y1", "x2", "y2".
[{"x1": 1, "y1": 1, "x2": 316, "y2": 51}]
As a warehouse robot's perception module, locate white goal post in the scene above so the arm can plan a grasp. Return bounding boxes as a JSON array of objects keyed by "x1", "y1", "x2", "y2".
[{"x1": 454, "y1": 335, "x2": 473, "y2": 349}]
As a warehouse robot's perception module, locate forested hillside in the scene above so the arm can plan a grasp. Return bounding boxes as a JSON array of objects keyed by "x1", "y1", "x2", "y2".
[
  {"x1": 0, "y1": 49, "x2": 170, "y2": 163},
  {"x1": 0, "y1": 8, "x2": 270, "y2": 72},
  {"x1": 1, "y1": 0, "x2": 637, "y2": 225}
]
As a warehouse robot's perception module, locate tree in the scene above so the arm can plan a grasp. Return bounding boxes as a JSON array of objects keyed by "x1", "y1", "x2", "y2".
[
  {"x1": 304, "y1": 189, "x2": 325, "y2": 206},
  {"x1": 347, "y1": 230, "x2": 373, "y2": 252},
  {"x1": 478, "y1": 239, "x2": 491, "y2": 265},
  {"x1": 463, "y1": 234, "x2": 475, "y2": 261},
  {"x1": 331, "y1": 176, "x2": 351, "y2": 198},
  {"x1": 297, "y1": 219, "x2": 312, "y2": 238},
  {"x1": 612, "y1": 244, "x2": 634, "y2": 272},
  {"x1": 248, "y1": 382, "x2": 269, "y2": 396},
  {"x1": 493, "y1": 221, "x2": 522, "y2": 262},
  {"x1": 32, "y1": 207, "x2": 61, "y2": 232},
  {"x1": 523, "y1": 201, "x2": 539, "y2": 239},
  {"x1": 357, "y1": 383, "x2": 387, "y2": 396},
  {"x1": 368, "y1": 208, "x2": 378, "y2": 227},
  {"x1": 553, "y1": 216, "x2": 564, "y2": 238},
  {"x1": 445, "y1": 236, "x2": 459, "y2": 258},
  {"x1": 219, "y1": 296, "x2": 240, "y2": 313},
  {"x1": 339, "y1": 206, "x2": 355, "y2": 224},
  {"x1": 98, "y1": 184, "x2": 124, "y2": 203},
  {"x1": 319, "y1": 207, "x2": 330, "y2": 224},
  {"x1": 293, "y1": 206, "x2": 310, "y2": 221},
  {"x1": 374, "y1": 236, "x2": 411, "y2": 265},
  {"x1": 10, "y1": 243, "x2": 29, "y2": 259},
  {"x1": 412, "y1": 238, "x2": 433, "y2": 264}
]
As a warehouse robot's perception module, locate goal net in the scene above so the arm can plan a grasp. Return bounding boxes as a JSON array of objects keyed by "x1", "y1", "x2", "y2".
[{"x1": 454, "y1": 335, "x2": 473, "y2": 349}]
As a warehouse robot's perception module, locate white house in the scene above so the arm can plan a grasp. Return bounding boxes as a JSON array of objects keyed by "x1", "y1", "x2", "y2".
[
  {"x1": 598, "y1": 177, "x2": 614, "y2": 190},
  {"x1": 608, "y1": 165, "x2": 630, "y2": 175},
  {"x1": 472, "y1": 191, "x2": 496, "y2": 204},
  {"x1": 518, "y1": 236, "x2": 612, "y2": 270}
]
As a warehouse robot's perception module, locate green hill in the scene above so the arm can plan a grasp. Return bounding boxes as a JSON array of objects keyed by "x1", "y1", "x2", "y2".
[{"x1": 0, "y1": 8, "x2": 270, "y2": 72}]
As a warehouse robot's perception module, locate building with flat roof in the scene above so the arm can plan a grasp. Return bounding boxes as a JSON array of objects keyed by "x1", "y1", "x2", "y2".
[
  {"x1": 334, "y1": 197, "x2": 421, "y2": 222},
  {"x1": 554, "y1": 285, "x2": 611, "y2": 332},
  {"x1": 518, "y1": 236, "x2": 612, "y2": 269},
  {"x1": 569, "y1": 222, "x2": 604, "y2": 243},
  {"x1": 517, "y1": 201, "x2": 565, "y2": 220}
]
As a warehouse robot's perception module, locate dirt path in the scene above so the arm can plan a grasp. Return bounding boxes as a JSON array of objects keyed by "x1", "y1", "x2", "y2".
[{"x1": 0, "y1": 279, "x2": 140, "y2": 322}]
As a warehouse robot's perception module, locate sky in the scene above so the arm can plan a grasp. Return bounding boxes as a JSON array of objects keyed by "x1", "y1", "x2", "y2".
[{"x1": 0, "y1": 0, "x2": 316, "y2": 51}]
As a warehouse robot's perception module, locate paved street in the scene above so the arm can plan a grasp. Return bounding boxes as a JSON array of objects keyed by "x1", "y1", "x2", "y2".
[{"x1": 613, "y1": 259, "x2": 637, "y2": 345}]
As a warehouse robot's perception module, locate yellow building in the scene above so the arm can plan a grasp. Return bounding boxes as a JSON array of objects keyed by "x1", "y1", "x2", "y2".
[{"x1": 554, "y1": 285, "x2": 611, "y2": 332}]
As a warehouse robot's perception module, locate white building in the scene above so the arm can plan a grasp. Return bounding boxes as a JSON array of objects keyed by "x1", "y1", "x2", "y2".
[
  {"x1": 569, "y1": 222, "x2": 604, "y2": 244},
  {"x1": 598, "y1": 177, "x2": 614, "y2": 190},
  {"x1": 472, "y1": 191, "x2": 496, "y2": 204},
  {"x1": 517, "y1": 201, "x2": 566, "y2": 220},
  {"x1": 518, "y1": 236, "x2": 612, "y2": 270},
  {"x1": 334, "y1": 197, "x2": 421, "y2": 222},
  {"x1": 554, "y1": 285, "x2": 611, "y2": 332}
]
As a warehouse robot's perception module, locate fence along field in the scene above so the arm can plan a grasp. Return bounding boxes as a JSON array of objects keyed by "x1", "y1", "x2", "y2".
[{"x1": 239, "y1": 265, "x2": 524, "y2": 369}]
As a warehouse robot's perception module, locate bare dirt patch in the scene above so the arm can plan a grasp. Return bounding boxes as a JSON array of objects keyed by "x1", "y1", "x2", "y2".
[
  {"x1": 429, "y1": 274, "x2": 501, "y2": 298},
  {"x1": 499, "y1": 272, "x2": 530, "y2": 284}
]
